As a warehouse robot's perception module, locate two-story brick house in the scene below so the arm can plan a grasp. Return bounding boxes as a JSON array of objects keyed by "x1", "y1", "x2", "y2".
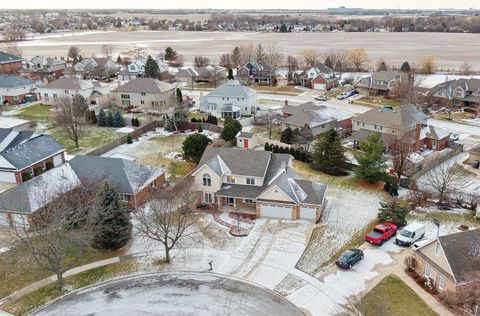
[
  {"x1": 192, "y1": 147, "x2": 327, "y2": 222},
  {"x1": 0, "y1": 51, "x2": 24, "y2": 74}
]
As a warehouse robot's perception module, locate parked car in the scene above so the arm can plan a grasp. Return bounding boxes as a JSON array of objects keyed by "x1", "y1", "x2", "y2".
[
  {"x1": 315, "y1": 95, "x2": 327, "y2": 101},
  {"x1": 365, "y1": 222, "x2": 397, "y2": 245},
  {"x1": 395, "y1": 223, "x2": 425, "y2": 247},
  {"x1": 335, "y1": 248, "x2": 364, "y2": 269},
  {"x1": 336, "y1": 92, "x2": 349, "y2": 100}
]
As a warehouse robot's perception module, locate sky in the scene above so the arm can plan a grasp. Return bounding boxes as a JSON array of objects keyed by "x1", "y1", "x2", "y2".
[{"x1": 0, "y1": 1, "x2": 477, "y2": 10}]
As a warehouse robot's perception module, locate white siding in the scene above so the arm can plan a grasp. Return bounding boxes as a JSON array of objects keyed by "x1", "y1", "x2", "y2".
[
  {"x1": 53, "y1": 154, "x2": 63, "y2": 167},
  {"x1": 0, "y1": 171, "x2": 16, "y2": 183},
  {"x1": 0, "y1": 213, "x2": 10, "y2": 227}
]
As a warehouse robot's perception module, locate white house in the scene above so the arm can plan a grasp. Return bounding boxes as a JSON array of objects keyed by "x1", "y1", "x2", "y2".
[
  {"x1": 200, "y1": 80, "x2": 257, "y2": 119},
  {"x1": 38, "y1": 78, "x2": 99, "y2": 105}
]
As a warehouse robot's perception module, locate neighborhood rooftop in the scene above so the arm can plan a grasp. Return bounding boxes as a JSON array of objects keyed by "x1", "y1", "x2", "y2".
[
  {"x1": 112, "y1": 77, "x2": 175, "y2": 93},
  {"x1": 353, "y1": 104, "x2": 427, "y2": 130}
]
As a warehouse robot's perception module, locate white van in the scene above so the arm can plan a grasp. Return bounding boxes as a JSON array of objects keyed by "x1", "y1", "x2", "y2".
[{"x1": 395, "y1": 222, "x2": 425, "y2": 247}]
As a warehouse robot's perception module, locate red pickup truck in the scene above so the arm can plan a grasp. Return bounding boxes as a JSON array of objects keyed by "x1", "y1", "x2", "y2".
[{"x1": 365, "y1": 222, "x2": 397, "y2": 245}]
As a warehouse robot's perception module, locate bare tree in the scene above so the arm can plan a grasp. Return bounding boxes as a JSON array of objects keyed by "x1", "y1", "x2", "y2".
[
  {"x1": 54, "y1": 95, "x2": 88, "y2": 149},
  {"x1": 295, "y1": 124, "x2": 314, "y2": 151},
  {"x1": 239, "y1": 44, "x2": 255, "y2": 65},
  {"x1": 459, "y1": 62, "x2": 473, "y2": 75},
  {"x1": 425, "y1": 160, "x2": 474, "y2": 204},
  {"x1": 286, "y1": 55, "x2": 299, "y2": 84},
  {"x1": 218, "y1": 53, "x2": 231, "y2": 68},
  {"x1": 264, "y1": 44, "x2": 284, "y2": 86},
  {"x1": 134, "y1": 179, "x2": 202, "y2": 263},
  {"x1": 347, "y1": 48, "x2": 370, "y2": 72},
  {"x1": 390, "y1": 137, "x2": 412, "y2": 179},
  {"x1": 376, "y1": 58, "x2": 389, "y2": 71},
  {"x1": 68, "y1": 46, "x2": 81, "y2": 60},
  {"x1": 441, "y1": 271, "x2": 480, "y2": 312},
  {"x1": 101, "y1": 44, "x2": 113, "y2": 58},
  {"x1": 208, "y1": 64, "x2": 224, "y2": 88},
  {"x1": 10, "y1": 186, "x2": 95, "y2": 290},
  {"x1": 300, "y1": 49, "x2": 321, "y2": 69},
  {"x1": 259, "y1": 110, "x2": 282, "y2": 139},
  {"x1": 417, "y1": 56, "x2": 437, "y2": 74},
  {"x1": 324, "y1": 49, "x2": 348, "y2": 78},
  {"x1": 193, "y1": 56, "x2": 210, "y2": 67}
]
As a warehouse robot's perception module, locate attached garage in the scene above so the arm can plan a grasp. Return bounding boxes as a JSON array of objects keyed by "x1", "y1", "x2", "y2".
[
  {"x1": 259, "y1": 203, "x2": 293, "y2": 219},
  {"x1": 0, "y1": 171, "x2": 16, "y2": 183},
  {"x1": 313, "y1": 83, "x2": 326, "y2": 90},
  {"x1": 53, "y1": 154, "x2": 63, "y2": 167},
  {"x1": 299, "y1": 206, "x2": 317, "y2": 220}
]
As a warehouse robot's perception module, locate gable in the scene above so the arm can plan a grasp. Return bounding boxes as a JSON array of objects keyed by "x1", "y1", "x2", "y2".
[
  {"x1": 418, "y1": 240, "x2": 454, "y2": 280},
  {"x1": 257, "y1": 185, "x2": 295, "y2": 203}
]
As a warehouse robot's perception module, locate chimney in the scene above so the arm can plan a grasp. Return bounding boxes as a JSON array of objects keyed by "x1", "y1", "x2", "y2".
[
  {"x1": 284, "y1": 99, "x2": 288, "y2": 106},
  {"x1": 414, "y1": 123, "x2": 421, "y2": 151}
]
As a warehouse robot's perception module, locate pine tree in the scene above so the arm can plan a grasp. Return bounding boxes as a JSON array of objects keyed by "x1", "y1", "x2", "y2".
[
  {"x1": 165, "y1": 47, "x2": 176, "y2": 61},
  {"x1": 87, "y1": 110, "x2": 97, "y2": 125},
  {"x1": 324, "y1": 56, "x2": 333, "y2": 69},
  {"x1": 280, "y1": 127, "x2": 294, "y2": 144},
  {"x1": 145, "y1": 55, "x2": 159, "y2": 78},
  {"x1": 106, "y1": 111, "x2": 114, "y2": 127},
  {"x1": 231, "y1": 47, "x2": 241, "y2": 68},
  {"x1": 176, "y1": 88, "x2": 183, "y2": 105},
  {"x1": 311, "y1": 129, "x2": 350, "y2": 176},
  {"x1": 227, "y1": 68, "x2": 234, "y2": 80},
  {"x1": 117, "y1": 55, "x2": 122, "y2": 64},
  {"x1": 113, "y1": 110, "x2": 124, "y2": 127},
  {"x1": 353, "y1": 132, "x2": 388, "y2": 183},
  {"x1": 97, "y1": 108, "x2": 106, "y2": 126},
  {"x1": 127, "y1": 134, "x2": 133, "y2": 144},
  {"x1": 91, "y1": 181, "x2": 132, "y2": 250},
  {"x1": 280, "y1": 24, "x2": 288, "y2": 32},
  {"x1": 378, "y1": 198, "x2": 409, "y2": 226},
  {"x1": 255, "y1": 43, "x2": 265, "y2": 61},
  {"x1": 400, "y1": 61, "x2": 411, "y2": 73},
  {"x1": 182, "y1": 133, "x2": 210, "y2": 163},
  {"x1": 264, "y1": 142, "x2": 270, "y2": 151},
  {"x1": 220, "y1": 118, "x2": 242, "y2": 141}
]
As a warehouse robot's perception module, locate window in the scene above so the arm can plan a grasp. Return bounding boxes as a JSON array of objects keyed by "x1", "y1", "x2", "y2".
[
  {"x1": 150, "y1": 180, "x2": 157, "y2": 188},
  {"x1": 246, "y1": 177, "x2": 255, "y2": 185},
  {"x1": 227, "y1": 197, "x2": 235, "y2": 204},
  {"x1": 121, "y1": 94, "x2": 130, "y2": 99},
  {"x1": 44, "y1": 93, "x2": 49, "y2": 102},
  {"x1": 42, "y1": 161, "x2": 46, "y2": 170},
  {"x1": 244, "y1": 199, "x2": 254, "y2": 203},
  {"x1": 202, "y1": 174, "x2": 211, "y2": 187},
  {"x1": 204, "y1": 193, "x2": 213, "y2": 203},
  {"x1": 435, "y1": 242, "x2": 441, "y2": 256},
  {"x1": 439, "y1": 274, "x2": 445, "y2": 289},
  {"x1": 122, "y1": 100, "x2": 131, "y2": 106},
  {"x1": 357, "y1": 122, "x2": 360, "y2": 126},
  {"x1": 227, "y1": 175, "x2": 235, "y2": 184},
  {"x1": 64, "y1": 90, "x2": 69, "y2": 94},
  {"x1": 140, "y1": 100, "x2": 145, "y2": 105},
  {"x1": 119, "y1": 194, "x2": 129, "y2": 202},
  {"x1": 424, "y1": 263, "x2": 430, "y2": 277},
  {"x1": 141, "y1": 92, "x2": 146, "y2": 96}
]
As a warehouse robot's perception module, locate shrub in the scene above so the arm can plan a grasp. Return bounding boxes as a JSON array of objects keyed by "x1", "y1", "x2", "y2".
[
  {"x1": 272, "y1": 145, "x2": 279, "y2": 153},
  {"x1": 22, "y1": 172, "x2": 32, "y2": 182},
  {"x1": 127, "y1": 134, "x2": 133, "y2": 144},
  {"x1": 264, "y1": 142, "x2": 270, "y2": 151},
  {"x1": 33, "y1": 167, "x2": 43, "y2": 176},
  {"x1": 45, "y1": 161, "x2": 54, "y2": 170},
  {"x1": 198, "y1": 123, "x2": 203, "y2": 133},
  {"x1": 404, "y1": 256, "x2": 417, "y2": 272}
]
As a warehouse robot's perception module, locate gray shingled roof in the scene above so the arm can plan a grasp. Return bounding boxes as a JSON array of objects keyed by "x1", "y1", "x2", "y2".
[
  {"x1": 0, "y1": 51, "x2": 23, "y2": 64},
  {"x1": 198, "y1": 147, "x2": 271, "y2": 177},
  {"x1": 207, "y1": 80, "x2": 256, "y2": 99},
  {"x1": 112, "y1": 78, "x2": 175, "y2": 94},
  {"x1": 282, "y1": 102, "x2": 351, "y2": 128},
  {"x1": 41, "y1": 78, "x2": 94, "y2": 90},
  {"x1": 353, "y1": 104, "x2": 427, "y2": 131},
  {"x1": 69, "y1": 156, "x2": 164, "y2": 194},
  {"x1": 0, "y1": 75, "x2": 35, "y2": 88},
  {"x1": 236, "y1": 131, "x2": 254, "y2": 139},
  {"x1": 0, "y1": 129, "x2": 64, "y2": 170}
]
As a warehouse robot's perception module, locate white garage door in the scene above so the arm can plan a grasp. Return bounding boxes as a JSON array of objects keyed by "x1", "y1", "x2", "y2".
[
  {"x1": 259, "y1": 204, "x2": 293, "y2": 219},
  {"x1": 300, "y1": 207, "x2": 317, "y2": 220},
  {"x1": 0, "y1": 171, "x2": 16, "y2": 183},
  {"x1": 313, "y1": 83, "x2": 326, "y2": 90},
  {"x1": 0, "y1": 213, "x2": 10, "y2": 227},
  {"x1": 53, "y1": 154, "x2": 63, "y2": 167}
]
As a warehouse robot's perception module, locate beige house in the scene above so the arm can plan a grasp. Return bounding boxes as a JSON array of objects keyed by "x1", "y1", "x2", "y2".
[
  {"x1": 236, "y1": 131, "x2": 258, "y2": 149},
  {"x1": 412, "y1": 229, "x2": 480, "y2": 294},
  {"x1": 111, "y1": 78, "x2": 176, "y2": 113},
  {"x1": 192, "y1": 147, "x2": 327, "y2": 222}
]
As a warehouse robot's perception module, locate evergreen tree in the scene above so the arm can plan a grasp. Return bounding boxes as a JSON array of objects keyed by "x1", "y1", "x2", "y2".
[
  {"x1": 378, "y1": 198, "x2": 409, "y2": 226},
  {"x1": 280, "y1": 127, "x2": 294, "y2": 144},
  {"x1": 353, "y1": 132, "x2": 387, "y2": 183},
  {"x1": 280, "y1": 24, "x2": 288, "y2": 32},
  {"x1": 227, "y1": 68, "x2": 234, "y2": 80},
  {"x1": 220, "y1": 118, "x2": 242, "y2": 141},
  {"x1": 97, "y1": 108, "x2": 106, "y2": 126},
  {"x1": 113, "y1": 110, "x2": 124, "y2": 127},
  {"x1": 255, "y1": 43, "x2": 265, "y2": 61},
  {"x1": 127, "y1": 134, "x2": 133, "y2": 144},
  {"x1": 86, "y1": 110, "x2": 97, "y2": 125},
  {"x1": 377, "y1": 61, "x2": 388, "y2": 71},
  {"x1": 106, "y1": 111, "x2": 114, "y2": 127},
  {"x1": 72, "y1": 93, "x2": 88, "y2": 115},
  {"x1": 324, "y1": 56, "x2": 333, "y2": 70},
  {"x1": 117, "y1": 55, "x2": 122, "y2": 64},
  {"x1": 182, "y1": 133, "x2": 211, "y2": 163},
  {"x1": 144, "y1": 55, "x2": 159, "y2": 78},
  {"x1": 176, "y1": 88, "x2": 183, "y2": 105},
  {"x1": 231, "y1": 47, "x2": 241, "y2": 68},
  {"x1": 311, "y1": 129, "x2": 350, "y2": 176},
  {"x1": 264, "y1": 142, "x2": 270, "y2": 151},
  {"x1": 400, "y1": 61, "x2": 411, "y2": 73},
  {"x1": 91, "y1": 181, "x2": 131, "y2": 250},
  {"x1": 164, "y1": 47, "x2": 176, "y2": 61}
]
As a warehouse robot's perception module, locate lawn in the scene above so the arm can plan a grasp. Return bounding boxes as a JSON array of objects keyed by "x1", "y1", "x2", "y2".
[
  {"x1": 2, "y1": 260, "x2": 137, "y2": 316},
  {"x1": 358, "y1": 275, "x2": 438, "y2": 316},
  {"x1": 0, "y1": 244, "x2": 125, "y2": 300},
  {"x1": 48, "y1": 126, "x2": 124, "y2": 154},
  {"x1": 408, "y1": 210, "x2": 480, "y2": 229},
  {"x1": 355, "y1": 96, "x2": 404, "y2": 107},
  {"x1": 14, "y1": 104, "x2": 54, "y2": 122},
  {"x1": 251, "y1": 125, "x2": 282, "y2": 141},
  {"x1": 251, "y1": 85, "x2": 305, "y2": 95},
  {"x1": 187, "y1": 112, "x2": 224, "y2": 125}
]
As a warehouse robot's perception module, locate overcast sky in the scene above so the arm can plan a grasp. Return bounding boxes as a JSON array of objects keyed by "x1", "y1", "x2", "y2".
[{"x1": 0, "y1": 1, "x2": 477, "y2": 10}]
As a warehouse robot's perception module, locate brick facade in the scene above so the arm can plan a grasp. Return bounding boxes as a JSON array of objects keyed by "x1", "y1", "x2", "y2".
[
  {"x1": 0, "y1": 61, "x2": 23, "y2": 74},
  {"x1": 413, "y1": 253, "x2": 457, "y2": 294},
  {"x1": 125, "y1": 173, "x2": 165, "y2": 209}
]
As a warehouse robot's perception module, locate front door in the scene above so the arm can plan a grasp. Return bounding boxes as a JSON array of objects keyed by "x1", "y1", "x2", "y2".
[{"x1": 244, "y1": 139, "x2": 249, "y2": 148}]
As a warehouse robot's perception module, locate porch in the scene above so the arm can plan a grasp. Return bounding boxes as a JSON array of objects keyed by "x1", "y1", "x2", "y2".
[{"x1": 217, "y1": 196, "x2": 257, "y2": 216}]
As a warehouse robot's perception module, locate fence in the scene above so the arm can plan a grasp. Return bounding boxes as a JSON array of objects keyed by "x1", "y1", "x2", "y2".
[
  {"x1": 176, "y1": 122, "x2": 223, "y2": 134},
  {"x1": 15, "y1": 114, "x2": 54, "y2": 123},
  {"x1": 409, "y1": 143, "x2": 464, "y2": 181},
  {"x1": 256, "y1": 135, "x2": 292, "y2": 148}
]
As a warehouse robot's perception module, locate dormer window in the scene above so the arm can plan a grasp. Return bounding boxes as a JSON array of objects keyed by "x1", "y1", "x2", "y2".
[
  {"x1": 246, "y1": 177, "x2": 255, "y2": 185},
  {"x1": 435, "y1": 242, "x2": 441, "y2": 256}
]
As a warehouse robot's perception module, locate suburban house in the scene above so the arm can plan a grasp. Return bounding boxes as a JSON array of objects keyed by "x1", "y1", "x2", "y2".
[
  {"x1": 23, "y1": 56, "x2": 66, "y2": 78},
  {"x1": 412, "y1": 229, "x2": 480, "y2": 294},
  {"x1": 282, "y1": 102, "x2": 352, "y2": 137},
  {"x1": 117, "y1": 59, "x2": 145, "y2": 81},
  {"x1": 426, "y1": 78, "x2": 480, "y2": 108},
  {"x1": 355, "y1": 71, "x2": 409, "y2": 96},
  {"x1": 351, "y1": 104, "x2": 449, "y2": 151},
  {"x1": 237, "y1": 61, "x2": 275, "y2": 86},
  {"x1": 64, "y1": 57, "x2": 117, "y2": 80},
  {"x1": 192, "y1": 147, "x2": 327, "y2": 221},
  {"x1": 0, "y1": 156, "x2": 165, "y2": 228},
  {"x1": 0, "y1": 51, "x2": 24, "y2": 74},
  {"x1": 0, "y1": 128, "x2": 65, "y2": 185},
  {"x1": 175, "y1": 65, "x2": 226, "y2": 86},
  {"x1": 69, "y1": 156, "x2": 165, "y2": 209},
  {"x1": 111, "y1": 77, "x2": 176, "y2": 111},
  {"x1": 295, "y1": 63, "x2": 338, "y2": 90},
  {"x1": 236, "y1": 131, "x2": 258, "y2": 149},
  {"x1": 467, "y1": 144, "x2": 480, "y2": 165},
  {"x1": 0, "y1": 75, "x2": 39, "y2": 104},
  {"x1": 200, "y1": 79, "x2": 257, "y2": 119},
  {"x1": 39, "y1": 78, "x2": 100, "y2": 105}
]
